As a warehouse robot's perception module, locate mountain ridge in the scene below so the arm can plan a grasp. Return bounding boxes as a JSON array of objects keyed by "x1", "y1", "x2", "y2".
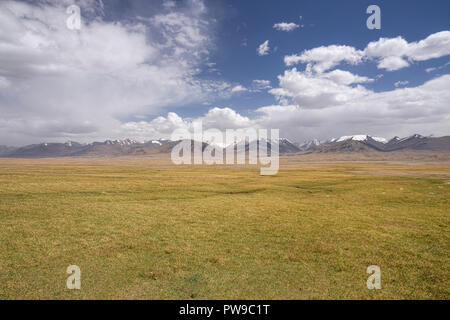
[{"x1": 1, "y1": 135, "x2": 449, "y2": 158}]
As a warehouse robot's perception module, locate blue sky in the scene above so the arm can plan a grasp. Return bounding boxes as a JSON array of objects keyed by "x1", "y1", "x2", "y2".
[
  {"x1": 185, "y1": 0, "x2": 450, "y2": 117},
  {"x1": 0, "y1": 0, "x2": 449, "y2": 144}
]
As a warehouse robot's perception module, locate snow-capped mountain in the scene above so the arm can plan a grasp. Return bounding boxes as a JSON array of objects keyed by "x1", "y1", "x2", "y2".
[
  {"x1": 0, "y1": 134, "x2": 448, "y2": 158},
  {"x1": 96, "y1": 139, "x2": 139, "y2": 146},
  {"x1": 297, "y1": 139, "x2": 322, "y2": 150},
  {"x1": 336, "y1": 135, "x2": 388, "y2": 144},
  {"x1": 302, "y1": 134, "x2": 449, "y2": 153},
  {"x1": 223, "y1": 137, "x2": 301, "y2": 154}
]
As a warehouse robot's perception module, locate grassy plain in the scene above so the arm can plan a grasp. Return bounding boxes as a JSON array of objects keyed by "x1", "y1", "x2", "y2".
[{"x1": 0, "y1": 155, "x2": 449, "y2": 299}]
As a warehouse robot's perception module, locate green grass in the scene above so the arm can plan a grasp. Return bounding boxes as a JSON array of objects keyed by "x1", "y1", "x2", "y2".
[{"x1": 0, "y1": 158, "x2": 448, "y2": 299}]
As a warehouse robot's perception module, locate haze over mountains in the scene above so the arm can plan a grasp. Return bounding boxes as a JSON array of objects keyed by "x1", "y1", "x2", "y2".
[{"x1": 0, "y1": 134, "x2": 449, "y2": 158}]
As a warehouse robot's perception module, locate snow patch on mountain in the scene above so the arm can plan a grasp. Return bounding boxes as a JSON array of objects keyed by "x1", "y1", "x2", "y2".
[{"x1": 337, "y1": 135, "x2": 387, "y2": 143}]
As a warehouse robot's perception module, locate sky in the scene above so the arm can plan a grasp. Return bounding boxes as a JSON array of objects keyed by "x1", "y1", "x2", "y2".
[{"x1": 0, "y1": 0, "x2": 449, "y2": 145}]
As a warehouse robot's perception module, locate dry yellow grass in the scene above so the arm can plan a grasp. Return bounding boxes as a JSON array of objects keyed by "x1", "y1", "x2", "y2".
[{"x1": 0, "y1": 156, "x2": 449, "y2": 299}]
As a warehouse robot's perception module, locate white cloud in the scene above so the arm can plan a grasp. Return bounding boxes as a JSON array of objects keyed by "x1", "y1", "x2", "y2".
[
  {"x1": 273, "y1": 22, "x2": 300, "y2": 32},
  {"x1": 376, "y1": 56, "x2": 410, "y2": 71},
  {"x1": 408, "y1": 31, "x2": 450, "y2": 61},
  {"x1": 0, "y1": 0, "x2": 231, "y2": 145},
  {"x1": 364, "y1": 37, "x2": 410, "y2": 58},
  {"x1": 121, "y1": 30, "x2": 450, "y2": 141},
  {"x1": 364, "y1": 36, "x2": 409, "y2": 70},
  {"x1": 1, "y1": 3, "x2": 449, "y2": 146},
  {"x1": 285, "y1": 31, "x2": 450, "y2": 72},
  {"x1": 121, "y1": 107, "x2": 254, "y2": 140},
  {"x1": 201, "y1": 107, "x2": 253, "y2": 130},
  {"x1": 269, "y1": 68, "x2": 370, "y2": 109},
  {"x1": 120, "y1": 72, "x2": 450, "y2": 142},
  {"x1": 284, "y1": 45, "x2": 364, "y2": 72},
  {"x1": 257, "y1": 40, "x2": 270, "y2": 56},
  {"x1": 426, "y1": 61, "x2": 450, "y2": 73},
  {"x1": 120, "y1": 70, "x2": 450, "y2": 142},
  {"x1": 121, "y1": 112, "x2": 190, "y2": 140},
  {"x1": 394, "y1": 80, "x2": 409, "y2": 87},
  {"x1": 150, "y1": 10, "x2": 209, "y2": 51},
  {"x1": 231, "y1": 85, "x2": 248, "y2": 93},
  {"x1": 321, "y1": 70, "x2": 373, "y2": 85},
  {"x1": 253, "y1": 80, "x2": 271, "y2": 86},
  {"x1": 252, "y1": 79, "x2": 272, "y2": 91},
  {"x1": 264, "y1": 67, "x2": 450, "y2": 139}
]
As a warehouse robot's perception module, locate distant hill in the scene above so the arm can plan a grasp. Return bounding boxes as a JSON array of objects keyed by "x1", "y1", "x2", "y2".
[
  {"x1": 0, "y1": 145, "x2": 17, "y2": 156},
  {"x1": 0, "y1": 141, "x2": 85, "y2": 158}
]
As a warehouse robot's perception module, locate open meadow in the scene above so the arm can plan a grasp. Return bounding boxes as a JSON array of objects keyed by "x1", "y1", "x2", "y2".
[{"x1": 0, "y1": 155, "x2": 449, "y2": 299}]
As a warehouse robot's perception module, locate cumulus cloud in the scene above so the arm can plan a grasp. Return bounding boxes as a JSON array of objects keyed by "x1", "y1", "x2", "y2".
[
  {"x1": 1, "y1": 2, "x2": 449, "y2": 146},
  {"x1": 269, "y1": 68, "x2": 371, "y2": 109},
  {"x1": 376, "y1": 56, "x2": 410, "y2": 71},
  {"x1": 121, "y1": 107, "x2": 255, "y2": 140},
  {"x1": 273, "y1": 22, "x2": 300, "y2": 32},
  {"x1": 257, "y1": 40, "x2": 270, "y2": 56},
  {"x1": 121, "y1": 112, "x2": 190, "y2": 141},
  {"x1": 265, "y1": 31, "x2": 450, "y2": 139},
  {"x1": 201, "y1": 107, "x2": 254, "y2": 130},
  {"x1": 407, "y1": 31, "x2": 450, "y2": 61},
  {"x1": 321, "y1": 70, "x2": 373, "y2": 85},
  {"x1": 115, "y1": 30, "x2": 450, "y2": 141},
  {"x1": 0, "y1": 0, "x2": 229, "y2": 145},
  {"x1": 285, "y1": 31, "x2": 450, "y2": 72},
  {"x1": 264, "y1": 68, "x2": 450, "y2": 139},
  {"x1": 284, "y1": 45, "x2": 364, "y2": 72},
  {"x1": 119, "y1": 73, "x2": 450, "y2": 142}
]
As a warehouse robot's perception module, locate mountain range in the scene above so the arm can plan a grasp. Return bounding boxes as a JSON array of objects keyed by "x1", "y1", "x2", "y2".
[
  {"x1": 296, "y1": 134, "x2": 450, "y2": 153},
  {"x1": 0, "y1": 134, "x2": 449, "y2": 158}
]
